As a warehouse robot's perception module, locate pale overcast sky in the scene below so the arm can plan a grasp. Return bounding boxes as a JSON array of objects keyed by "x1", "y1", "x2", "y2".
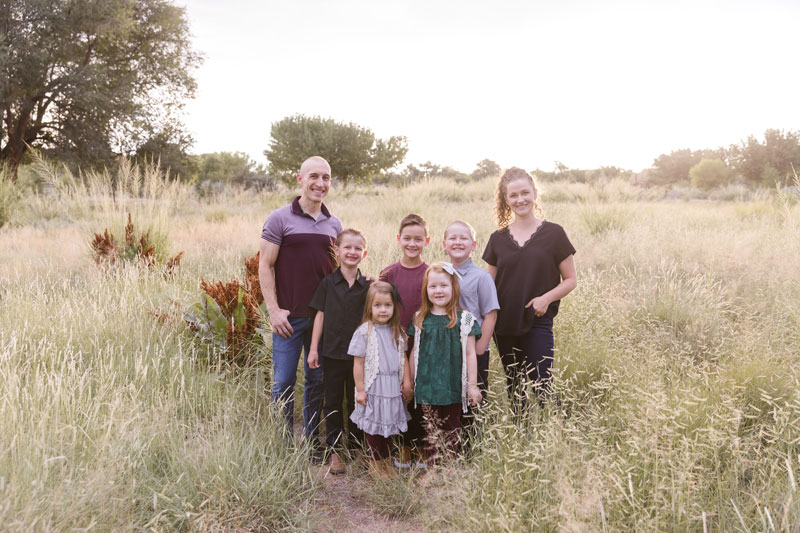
[{"x1": 181, "y1": 0, "x2": 800, "y2": 173}]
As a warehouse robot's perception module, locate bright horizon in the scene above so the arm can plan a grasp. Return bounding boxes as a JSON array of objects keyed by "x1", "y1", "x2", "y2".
[{"x1": 181, "y1": 0, "x2": 800, "y2": 174}]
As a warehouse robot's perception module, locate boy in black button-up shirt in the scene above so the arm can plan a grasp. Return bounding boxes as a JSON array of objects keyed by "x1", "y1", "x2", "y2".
[{"x1": 308, "y1": 229, "x2": 371, "y2": 475}]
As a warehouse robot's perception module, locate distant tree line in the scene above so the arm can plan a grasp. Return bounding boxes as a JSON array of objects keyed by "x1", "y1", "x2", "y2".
[
  {"x1": 373, "y1": 158, "x2": 502, "y2": 186},
  {"x1": 130, "y1": 124, "x2": 800, "y2": 192},
  {"x1": 127, "y1": 124, "x2": 800, "y2": 192},
  {"x1": 146, "y1": 125, "x2": 800, "y2": 193},
  {"x1": 135, "y1": 149, "x2": 274, "y2": 190},
  {"x1": 532, "y1": 162, "x2": 632, "y2": 183},
  {"x1": 645, "y1": 129, "x2": 800, "y2": 189}
]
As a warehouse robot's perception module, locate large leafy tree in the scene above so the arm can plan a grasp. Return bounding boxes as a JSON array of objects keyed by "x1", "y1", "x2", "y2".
[
  {"x1": 264, "y1": 114, "x2": 408, "y2": 188},
  {"x1": 471, "y1": 158, "x2": 501, "y2": 180},
  {"x1": 134, "y1": 125, "x2": 197, "y2": 181},
  {"x1": 729, "y1": 129, "x2": 800, "y2": 187},
  {"x1": 0, "y1": 0, "x2": 200, "y2": 180}
]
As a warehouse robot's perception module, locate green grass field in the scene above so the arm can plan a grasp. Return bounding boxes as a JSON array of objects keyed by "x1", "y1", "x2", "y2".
[{"x1": 1, "y1": 163, "x2": 799, "y2": 531}]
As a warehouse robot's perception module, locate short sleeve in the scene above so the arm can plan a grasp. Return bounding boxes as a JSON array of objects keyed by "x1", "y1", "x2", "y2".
[
  {"x1": 482, "y1": 232, "x2": 498, "y2": 266},
  {"x1": 332, "y1": 216, "x2": 343, "y2": 236},
  {"x1": 347, "y1": 323, "x2": 369, "y2": 358},
  {"x1": 308, "y1": 277, "x2": 328, "y2": 312},
  {"x1": 406, "y1": 321, "x2": 416, "y2": 339},
  {"x1": 470, "y1": 317, "x2": 482, "y2": 339},
  {"x1": 552, "y1": 225, "x2": 576, "y2": 265},
  {"x1": 462, "y1": 311, "x2": 482, "y2": 339},
  {"x1": 261, "y1": 210, "x2": 284, "y2": 245},
  {"x1": 476, "y1": 272, "x2": 500, "y2": 317},
  {"x1": 379, "y1": 265, "x2": 391, "y2": 282}
]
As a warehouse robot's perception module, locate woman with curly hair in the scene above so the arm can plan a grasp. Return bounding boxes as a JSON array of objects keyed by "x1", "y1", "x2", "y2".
[{"x1": 482, "y1": 167, "x2": 577, "y2": 412}]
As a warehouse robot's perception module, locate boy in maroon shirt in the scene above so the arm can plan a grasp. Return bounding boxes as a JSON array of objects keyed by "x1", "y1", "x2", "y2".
[{"x1": 379, "y1": 213, "x2": 430, "y2": 468}]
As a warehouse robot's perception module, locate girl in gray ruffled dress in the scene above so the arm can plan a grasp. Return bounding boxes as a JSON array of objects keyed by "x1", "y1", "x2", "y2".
[{"x1": 349, "y1": 281, "x2": 413, "y2": 477}]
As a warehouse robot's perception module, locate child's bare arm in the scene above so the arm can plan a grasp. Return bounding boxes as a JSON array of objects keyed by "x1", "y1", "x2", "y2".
[
  {"x1": 466, "y1": 336, "x2": 482, "y2": 406},
  {"x1": 402, "y1": 354, "x2": 413, "y2": 404},
  {"x1": 353, "y1": 357, "x2": 367, "y2": 406},
  {"x1": 307, "y1": 311, "x2": 324, "y2": 369},
  {"x1": 406, "y1": 336, "x2": 415, "y2": 382},
  {"x1": 476, "y1": 309, "x2": 497, "y2": 355}
]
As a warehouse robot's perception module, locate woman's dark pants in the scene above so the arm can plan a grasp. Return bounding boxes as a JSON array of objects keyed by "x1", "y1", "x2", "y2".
[{"x1": 494, "y1": 316, "x2": 555, "y2": 412}]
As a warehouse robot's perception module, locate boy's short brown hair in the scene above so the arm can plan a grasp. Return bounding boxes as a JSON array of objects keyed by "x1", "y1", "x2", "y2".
[
  {"x1": 335, "y1": 228, "x2": 366, "y2": 247},
  {"x1": 398, "y1": 213, "x2": 428, "y2": 236}
]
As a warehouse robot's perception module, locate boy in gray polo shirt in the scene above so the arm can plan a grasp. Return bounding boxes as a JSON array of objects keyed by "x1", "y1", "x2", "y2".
[{"x1": 442, "y1": 220, "x2": 500, "y2": 399}]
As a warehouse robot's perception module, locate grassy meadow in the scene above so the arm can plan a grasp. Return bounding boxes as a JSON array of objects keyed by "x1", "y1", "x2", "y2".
[{"x1": 1, "y1": 161, "x2": 799, "y2": 531}]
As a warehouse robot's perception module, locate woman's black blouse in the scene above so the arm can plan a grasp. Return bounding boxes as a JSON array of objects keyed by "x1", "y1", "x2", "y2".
[{"x1": 482, "y1": 221, "x2": 576, "y2": 336}]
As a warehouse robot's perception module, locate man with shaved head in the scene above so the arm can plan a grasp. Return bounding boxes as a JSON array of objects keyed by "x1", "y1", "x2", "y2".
[{"x1": 259, "y1": 156, "x2": 341, "y2": 461}]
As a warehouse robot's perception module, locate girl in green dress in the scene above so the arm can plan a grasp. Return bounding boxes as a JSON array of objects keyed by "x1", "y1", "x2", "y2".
[{"x1": 407, "y1": 262, "x2": 483, "y2": 464}]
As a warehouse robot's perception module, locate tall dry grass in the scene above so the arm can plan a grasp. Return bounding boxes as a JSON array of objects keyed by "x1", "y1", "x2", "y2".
[{"x1": 1, "y1": 167, "x2": 799, "y2": 530}]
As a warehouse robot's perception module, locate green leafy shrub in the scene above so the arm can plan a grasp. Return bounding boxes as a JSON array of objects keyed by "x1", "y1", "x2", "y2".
[{"x1": 690, "y1": 159, "x2": 730, "y2": 190}]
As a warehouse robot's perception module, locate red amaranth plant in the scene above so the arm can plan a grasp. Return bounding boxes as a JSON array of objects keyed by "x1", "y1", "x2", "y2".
[
  {"x1": 184, "y1": 253, "x2": 266, "y2": 366},
  {"x1": 90, "y1": 213, "x2": 182, "y2": 273}
]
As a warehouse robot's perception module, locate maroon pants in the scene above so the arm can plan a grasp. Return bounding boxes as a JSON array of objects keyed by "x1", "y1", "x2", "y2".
[
  {"x1": 420, "y1": 403, "x2": 462, "y2": 463},
  {"x1": 365, "y1": 433, "x2": 392, "y2": 460}
]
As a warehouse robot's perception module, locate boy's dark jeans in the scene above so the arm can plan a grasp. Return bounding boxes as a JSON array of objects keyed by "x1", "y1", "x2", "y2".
[{"x1": 322, "y1": 356, "x2": 363, "y2": 451}]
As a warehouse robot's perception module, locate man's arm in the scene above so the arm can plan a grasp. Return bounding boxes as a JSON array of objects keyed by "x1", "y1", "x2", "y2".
[{"x1": 259, "y1": 239, "x2": 293, "y2": 338}]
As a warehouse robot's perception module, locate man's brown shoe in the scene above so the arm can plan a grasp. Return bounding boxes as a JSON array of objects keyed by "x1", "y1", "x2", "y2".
[{"x1": 328, "y1": 453, "x2": 345, "y2": 475}]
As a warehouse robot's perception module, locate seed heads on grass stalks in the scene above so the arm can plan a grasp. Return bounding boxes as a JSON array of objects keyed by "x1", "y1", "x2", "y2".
[
  {"x1": 579, "y1": 203, "x2": 632, "y2": 235},
  {"x1": 90, "y1": 213, "x2": 183, "y2": 273}
]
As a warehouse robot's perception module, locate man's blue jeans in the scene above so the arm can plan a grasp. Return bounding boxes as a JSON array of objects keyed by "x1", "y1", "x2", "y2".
[{"x1": 271, "y1": 316, "x2": 323, "y2": 440}]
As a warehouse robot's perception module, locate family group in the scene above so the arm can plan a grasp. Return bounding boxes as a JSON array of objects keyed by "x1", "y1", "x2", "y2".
[{"x1": 257, "y1": 156, "x2": 577, "y2": 478}]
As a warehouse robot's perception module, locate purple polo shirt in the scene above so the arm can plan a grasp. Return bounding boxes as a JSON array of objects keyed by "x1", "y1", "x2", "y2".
[
  {"x1": 261, "y1": 196, "x2": 343, "y2": 318},
  {"x1": 379, "y1": 261, "x2": 428, "y2": 330}
]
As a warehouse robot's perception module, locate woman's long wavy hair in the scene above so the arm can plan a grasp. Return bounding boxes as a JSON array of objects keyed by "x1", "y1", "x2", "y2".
[
  {"x1": 414, "y1": 263, "x2": 461, "y2": 330},
  {"x1": 494, "y1": 167, "x2": 545, "y2": 228}
]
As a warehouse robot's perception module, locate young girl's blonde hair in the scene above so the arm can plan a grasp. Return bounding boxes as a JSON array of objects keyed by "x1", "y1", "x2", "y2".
[
  {"x1": 494, "y1": 167, "x2": 545, "y2": 228},
  {"x1": 414, "y1": 262, "x2": 461, "y2": 330},
  {"x1": 362, "y1": 281, "x2": 405, "y2": 342}
]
